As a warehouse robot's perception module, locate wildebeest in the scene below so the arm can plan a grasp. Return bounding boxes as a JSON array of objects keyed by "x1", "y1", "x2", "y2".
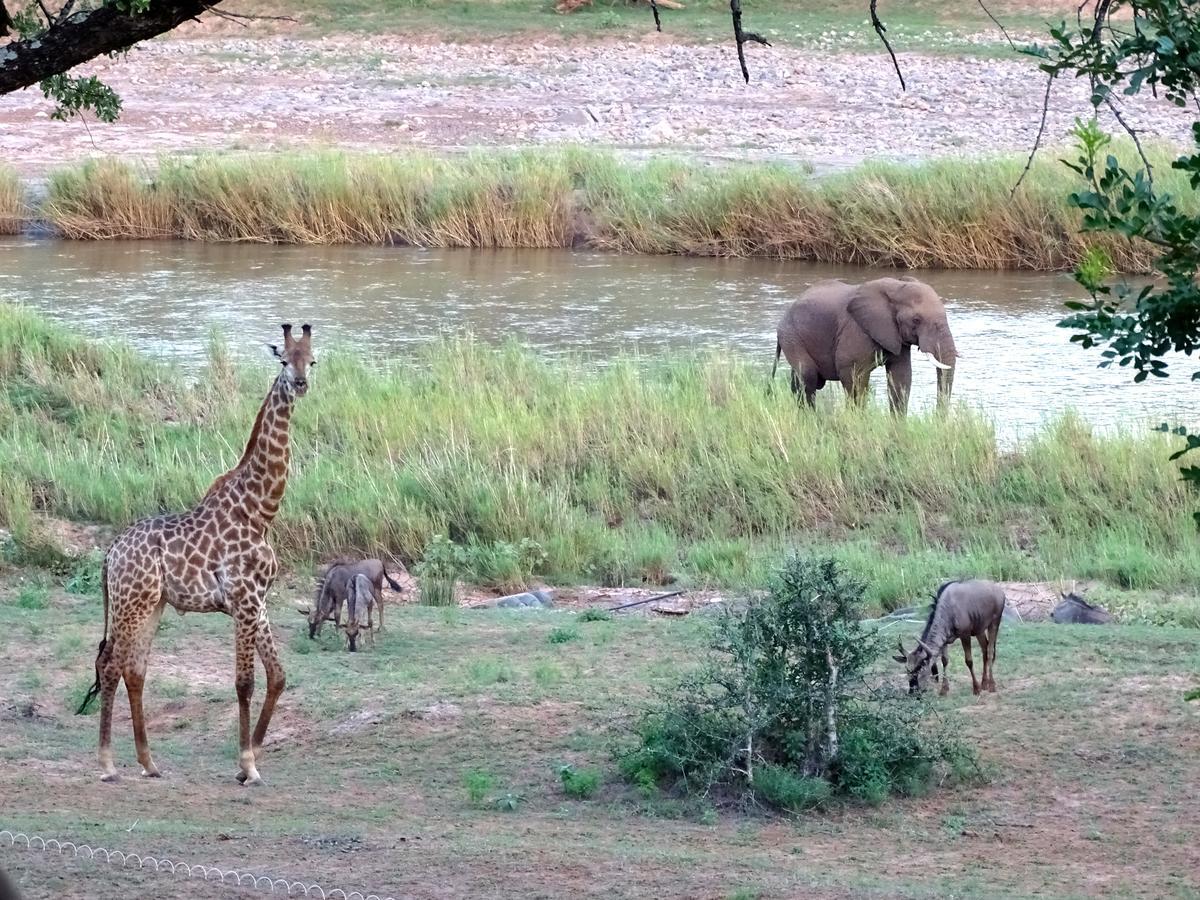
[
  {"x1": 305, "y1": 557, "x2": 404, "y2": 639},
  {"x1": 1052, "y1": 592, "x2": 1113, "y2": 625},
  {"x1": 344, "y1": 573, "x2": 378, "y2": 652},
  {"x1": 894, "y1": 579, "x2": 1006, "y2": 696}
]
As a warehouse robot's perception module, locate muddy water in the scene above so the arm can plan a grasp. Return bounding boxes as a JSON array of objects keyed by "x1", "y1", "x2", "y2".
[{"x1": 1, "y1": 238, "x2": 1194, "y2": 441}]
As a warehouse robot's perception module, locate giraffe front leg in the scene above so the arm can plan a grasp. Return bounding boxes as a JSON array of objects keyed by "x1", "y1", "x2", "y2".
[
  {"x1": 251, "y1": 619, "x2": 286, "y2": 766},
  {"x1": 233, "y1": 618, "x2": 263, "y2": 786}
]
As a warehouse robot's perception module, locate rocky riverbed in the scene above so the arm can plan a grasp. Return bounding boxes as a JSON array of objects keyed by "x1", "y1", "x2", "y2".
[{"x1": 2, "y1": 33, "x2": 1194, "y2": 174}]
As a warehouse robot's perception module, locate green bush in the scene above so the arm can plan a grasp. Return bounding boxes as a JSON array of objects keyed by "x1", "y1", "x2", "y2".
[
  {"x1": 752, "y1": 765, "x2": 831, "y2": 812},
  {"x1": 463, "y1": 770, "x2": 496, "y2": 807},
  {"x1": 558, "y1": 765, "x2": 602, "y2": 799},
  {"x1": 617, "y1": 554, "x2": 973, "y2": 813},
  {"x1": 578, "y1": 608, "x2": 612, "y2": 623},
  {"x1": 548, "y1": 626, "x2": 579, "y2": 644}
]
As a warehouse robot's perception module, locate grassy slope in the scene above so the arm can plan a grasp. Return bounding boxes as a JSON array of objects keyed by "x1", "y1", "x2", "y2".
[
  {"x1": 252, "y1": 0, "x2": 1062, "y2": 55},
  {"x1": 2, "y1": 305, "x2": 1198, "y2": 613},
  {"x1": 0, "y1": 574, "x2": 1197, "y2": 898},
  {"x1": 36, "y1": 146, "x2": 1190, "y2": 270}
]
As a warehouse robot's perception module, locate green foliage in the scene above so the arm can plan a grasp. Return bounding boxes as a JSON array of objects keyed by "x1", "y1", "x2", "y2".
[
  {"x1": 548, "y1": 626, "x2": 580, "y2": 645},
  {"x1": 463, "y1": 770, "x2": 496, "y2": 807},
  {"x1": 492, "y1": 792, "x2": 523, "y2": 812},
  {"x1": 13, "y1": 581, "x2": 48, "y2": 610},
  {"x1": 618, "y1": 555, "x2": 973, "y2": 813},
  {"x1": 40, "y1": 75, "x2": 123, "y2": 123},
  {"x1": 751, "y1": 765, "x2": 831, "y2": 812},
  {"x1": 558, "y1": 764, "x2": 602, "y2": 799},
  {"x1": 64, "y1": 552, "x2": 103, "y2": 597},
  {"x1": 1036, "y1": 3, "x2": 1200, "y2": 521},
  {"x1": 578, "y1": 608, "x2": 613, "y2": 622}
]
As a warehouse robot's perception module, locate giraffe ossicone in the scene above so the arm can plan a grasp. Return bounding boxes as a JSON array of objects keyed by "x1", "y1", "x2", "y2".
[{"x1": 79, "y1": 323, "x2": 315, "y2": 785}]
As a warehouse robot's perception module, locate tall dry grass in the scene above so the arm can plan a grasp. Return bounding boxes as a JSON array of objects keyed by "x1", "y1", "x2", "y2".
[
  {"x1": 0, "y1": 164, "x2": 27, "y2": 235},
  {"x1": 1, "y1": 304, "x2": 1196, "y2": 609},
  {"x1": 38, "y1": 146, "x2": 1189, "y2": 270}
]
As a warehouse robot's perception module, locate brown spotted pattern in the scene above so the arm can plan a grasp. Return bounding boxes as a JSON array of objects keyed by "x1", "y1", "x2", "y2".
[{"x1": 89, "y1": 323, "x2": 315, "y2": 785}]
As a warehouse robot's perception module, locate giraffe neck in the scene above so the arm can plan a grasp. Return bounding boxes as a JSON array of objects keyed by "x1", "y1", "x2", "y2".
[{"x1": 205, "y1": 372, "x2": 295, "y2": 531}]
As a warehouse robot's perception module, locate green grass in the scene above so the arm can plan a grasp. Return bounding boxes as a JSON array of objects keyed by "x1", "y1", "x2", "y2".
[
  {"x1": 0, "y1": 587, "x2": 1196, "y2": 898},
  {"x1": 0, "y1": 162, "x2": 24, "y2": 234},
  {"x1": 1, "y1": 304, "x2": 1198, "y2": 612},
  {"x1": 36, "y1": 144, "x2": 1192, "y2": 271},
  {"x1": 252, "y1": 0, "x2": 1059, "y2": 56}
]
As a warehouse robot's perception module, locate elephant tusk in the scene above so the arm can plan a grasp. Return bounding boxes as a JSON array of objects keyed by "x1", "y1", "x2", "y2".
[{"x1": 923, "y1": 352, "x2": 952, "y2": 370}]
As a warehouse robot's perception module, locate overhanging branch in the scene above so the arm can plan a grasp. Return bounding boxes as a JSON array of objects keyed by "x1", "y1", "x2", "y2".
[{"x1": 0, "y1": 0, "x2": 222, "y2": 96}]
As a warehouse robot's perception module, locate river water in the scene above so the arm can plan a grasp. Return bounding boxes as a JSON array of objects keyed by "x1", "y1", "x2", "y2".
[{"x1": 1, "y1": 238, "x2": 1193, "y2": 442}]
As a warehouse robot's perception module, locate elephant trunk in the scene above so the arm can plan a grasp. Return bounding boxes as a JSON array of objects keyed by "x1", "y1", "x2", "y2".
[{"x1": 919, "y1": 325, "x2": 956, "y2": 410}]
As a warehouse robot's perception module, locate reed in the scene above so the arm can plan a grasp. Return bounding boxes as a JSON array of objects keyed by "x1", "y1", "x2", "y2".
[
  {"x1": 37, "y1": 145, "x2": 1191, "y2": 271},
  {"x1": 1, "y1": 304, "x2": 1195, "y2": 610},
  {"x1": 0, "y1": 164, "x2": 26, "y2": 235}
]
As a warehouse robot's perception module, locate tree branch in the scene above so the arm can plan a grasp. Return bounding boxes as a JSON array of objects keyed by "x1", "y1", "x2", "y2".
[
  {"x1": 870, "y1": 0, "x2": 906, "y2": 91},
  {"x1": 730, "y1": 0, "x2": 770, "y2": 84},
  {"x1": 0, "y1": 0, "x2": 222, "y2": 96},
  {"x1": 976, "y1": 0, "x2": 1017, "y2": 50},
  {"x1": 1012, "y1": 72, "x2": 1055, "y2": 196}
]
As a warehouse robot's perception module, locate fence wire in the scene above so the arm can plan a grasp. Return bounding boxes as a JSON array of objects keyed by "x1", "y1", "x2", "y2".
[{"x1": 0, "y1": 829, "x2": 396, "y2": 900}]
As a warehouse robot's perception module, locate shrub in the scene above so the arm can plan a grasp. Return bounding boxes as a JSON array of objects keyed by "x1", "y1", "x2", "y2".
[
  {"x1": 548, "y1": 626, "x2": 579, "y2": 644},
  {"x1": 464, "y1": 770, "x2": 496, "y2": 807},
  {"x1": 618, "y1": 554, "x2": 973, "y2": 812},
  {"x1": 752, "y1": 765, "x2": 831, "y2": 812},
  {"x1": 558, "y1": 764, "x2": 602, "y2": 799},
  {"x1": 578, "y1": 607, "x2": 612, "y2": 623}
]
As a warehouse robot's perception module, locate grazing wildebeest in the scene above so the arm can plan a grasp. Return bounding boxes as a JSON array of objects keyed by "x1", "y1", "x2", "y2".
[
  {"x1": 343, "y1": 573, "x2": 378, "y2": 652},
  {"x1": 894, "y1": 579, "x2": 1006, "y2": 696},
  {"x1": 1052, "y1": 592, "x2": 1113, "y2": 625},
  {"x1": 306, "y1": 558, "x2": 404, "y2": 639}
]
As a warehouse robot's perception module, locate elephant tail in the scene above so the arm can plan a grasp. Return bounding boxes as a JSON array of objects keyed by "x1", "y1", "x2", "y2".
[{"x1": 770, "y1": 341, "x2": 782, "y2": 380}]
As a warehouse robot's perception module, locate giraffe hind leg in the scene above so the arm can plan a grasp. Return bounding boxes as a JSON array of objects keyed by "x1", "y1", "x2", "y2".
[{"x1": 97, "y1": 641, "x2": 121, "y2": 782}]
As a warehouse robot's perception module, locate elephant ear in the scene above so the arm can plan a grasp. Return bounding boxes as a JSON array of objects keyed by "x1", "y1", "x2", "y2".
[{"x1": 847, "y1": 281, "x2": 903, "y2": 356}]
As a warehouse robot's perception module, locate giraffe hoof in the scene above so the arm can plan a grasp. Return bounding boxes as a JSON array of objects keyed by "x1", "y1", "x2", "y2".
[
  {"x1": 100, "y1": 772, "x2": 120, "y2": 784},
  {"x1": 241, "y1": 775, "x2": 264, "y2": 787},
  {"x1": 141, "y1": 767, "x2": 162, "y2": 778},
  {"x1": 235, "y1": 770, "x2": 248, "y2": 784}
]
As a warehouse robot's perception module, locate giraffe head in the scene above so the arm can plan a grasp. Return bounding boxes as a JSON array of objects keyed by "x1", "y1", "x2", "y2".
[{"x1": 269, "y1": 323, "x2": 315, "y2": 397}]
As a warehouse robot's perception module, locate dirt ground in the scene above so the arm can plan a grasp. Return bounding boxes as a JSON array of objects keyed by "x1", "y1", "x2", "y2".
[{"x1": 1, "y1": 569, "x2": 1198, "y2": 900}]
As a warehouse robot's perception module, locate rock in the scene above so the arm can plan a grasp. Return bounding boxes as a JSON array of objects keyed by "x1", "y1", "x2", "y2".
[
  {"x1": 403, "y1": 701, "x2": 462, "y2": 721},
  {"x1": 493, "y1": 590, "x2": 554, "y2": 609},
  {"x1": 1052, "y1": 593, "x2": 1113, "y2": 625}
]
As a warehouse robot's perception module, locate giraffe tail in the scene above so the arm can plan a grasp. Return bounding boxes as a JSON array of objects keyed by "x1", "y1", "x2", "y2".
[{"x1": 76, "y1": 556, "x2": 109, "y2": 715}]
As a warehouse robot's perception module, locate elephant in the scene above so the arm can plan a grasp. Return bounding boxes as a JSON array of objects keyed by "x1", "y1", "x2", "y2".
[{"x1": 771, "y1": 276, "x2": 958, "y2": 414}]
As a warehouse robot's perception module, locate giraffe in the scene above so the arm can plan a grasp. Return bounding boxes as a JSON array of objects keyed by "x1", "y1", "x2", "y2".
[{"x1": 77, "y1": 323, "x2": 315, "y2": 785}]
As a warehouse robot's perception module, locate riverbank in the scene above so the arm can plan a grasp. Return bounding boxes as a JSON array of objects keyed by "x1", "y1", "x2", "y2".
[
  {"x1": 5, "y1": 146, "x2": 1189, "y2": 269},
  {"x1": 1, "y1": 23, "x2": 1194, "y2": 178},
  {"x1": 2, "y1": 304, "x2": 1197, "y2": 612}
]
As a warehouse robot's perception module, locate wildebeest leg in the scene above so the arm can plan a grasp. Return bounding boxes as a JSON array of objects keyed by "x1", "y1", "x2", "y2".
[
  {"x1": 976, "y1": 630, "x2": 991, "y2": 696},
  {"x1": 938, "y1": 647, "x2": 950, "y2": 695},
  {"x1": 961, "y1": 636, "x2": 980, "y2": 695},
  {"x1": 373, "y1": 584, "x2": 385, "y2": 633},
  {"x1": 985, "y1": 620, "x2": 1000, "y2": 692}
]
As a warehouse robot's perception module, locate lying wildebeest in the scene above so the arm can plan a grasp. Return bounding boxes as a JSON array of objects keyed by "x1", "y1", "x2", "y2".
[
  {"x1": 344, "y1": 573, "x2": 378, "y2": 652},
  {"x1": 894, "y1": 579, "x2": 1006, "y2": 696},
  {"x1": 1052, "y1": 592, "x2": 1113, "y2": 625},
  {"x1": 305, "y1": 557, "x2": 404, "y2": 639}
]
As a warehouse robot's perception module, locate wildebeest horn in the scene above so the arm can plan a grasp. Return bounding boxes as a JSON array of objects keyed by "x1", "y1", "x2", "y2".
[
  {"x1": 896, "y1": 639, "x2": 906, "y2": 655},
  {"x1": 295, "y1": 602, "x2": 312, "y2": 616},
  {"x1": 916, "y1": 638, "x2": 935, "y2": 654}
]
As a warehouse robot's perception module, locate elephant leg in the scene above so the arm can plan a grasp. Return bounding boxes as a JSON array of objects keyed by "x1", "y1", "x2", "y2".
[
  {"x1": 784, "y1": 349, "x2": 823, "y2": 408},
  {"x1": 839, "y1": 362, "x2": 873, "y2": 406},
  {"x1": 885, "y1": 348, "x2": 912, "y2": 415}
]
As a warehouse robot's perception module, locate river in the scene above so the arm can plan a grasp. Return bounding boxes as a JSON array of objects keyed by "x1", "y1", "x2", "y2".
[{"x1": 1, "y1": 238, "x2": 1193, "y2": 442}]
